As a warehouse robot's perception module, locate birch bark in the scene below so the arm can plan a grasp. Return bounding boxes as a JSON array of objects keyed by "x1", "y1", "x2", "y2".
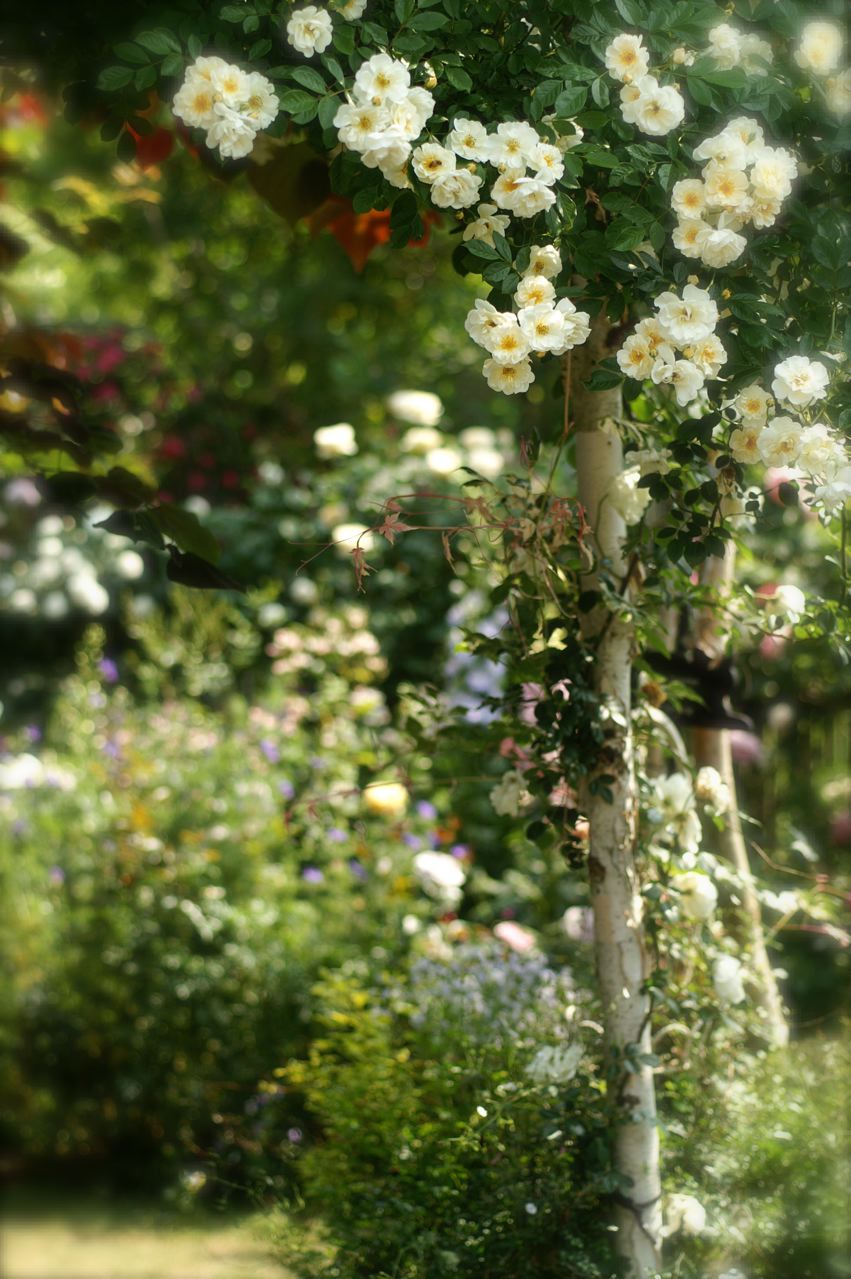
[{"x1": 571, "y1": 313, "x2": 662, "y2": 1276}]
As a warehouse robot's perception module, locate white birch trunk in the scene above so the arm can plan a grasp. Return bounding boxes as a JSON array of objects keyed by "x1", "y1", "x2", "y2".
[{"x1": 571, "y1": 315, "x2": 662, "y2": 1275}]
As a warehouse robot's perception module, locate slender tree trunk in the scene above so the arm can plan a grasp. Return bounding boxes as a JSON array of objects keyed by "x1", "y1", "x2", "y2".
[
  {"x1": 694, "y1": 546, "x2": 789, "y2": 1047},
  {"x1": 571, "y1": 314, "x2": 662, "y2": 1275}
]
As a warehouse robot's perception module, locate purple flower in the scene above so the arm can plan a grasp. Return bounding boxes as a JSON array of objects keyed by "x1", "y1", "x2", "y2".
[
  {"x1": 328, "y1": 827, "x2": 348, "y2": 843},
  {"x1": 416, "y1": 800, "x2": 438, "y2": 820},
  {"x1": 103, "y1": 740, "x2": 121, "y2": 759},
  {"x1": 24, "y1": 725, "x2": 42, "y2": 743},
  {"x1": 287, "y1": 1127, "x2": 303, "y2": 1144},
  {"x1": 301, "y1": 866, "x2": 324, "y2": 883},
  {"x1": 99, "y1": 658, "x2": 119, "y2": 684},
  {"x1": 403, "y1": 833, "x2": 423, "y2": 849},
  {"x1": 277, "y1": 779, "x2": 295, "y2": 800},
  {"x1": 12, "y1": 819, "x2": 29, "y2": 837},
  {"x1": 349, "y1": 859, "x2": 367, "y2": 880},
  {"x1": 260, "y1": 739, "x2": 280, "y2": 764},
  {"x1": 310, "y1": 756, "x2": 327, "y2": 770},
  {"x1": 450, "y1": 844, "x2": 469, "y2": 859},
  {"x1": 48, "y1": 866, "x2": 65, "y2": 885}
]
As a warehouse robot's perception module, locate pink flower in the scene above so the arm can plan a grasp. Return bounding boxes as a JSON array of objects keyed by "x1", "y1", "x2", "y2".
[{"x1": 493, "y1": 920, "x2": 537, "y2": 953}]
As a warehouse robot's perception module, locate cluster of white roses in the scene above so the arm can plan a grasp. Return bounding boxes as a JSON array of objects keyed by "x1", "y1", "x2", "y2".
[
  {"x1": 464, "y1": 245, "x2": 591, "y2": 395},
  {"x1": 726, "y1": 355, "x2": 850, "y2": 512},
  {"x1": 285, "y1": 1, "x2": 366, "y2": 58},
  {"x1": 617, "y1": 283, "x2": 725, "y2": 408},
  {"x1": 703, "y1": 21, "x2": 773, "y2": 75},
  {"x1": 671, "y1": 116, "x2": 798, "y2": 268},
  {"x1": 604, "y1": 34, "x2": 685, "y2": 136},
  {"x1": 172, "y1": 56, "x2": 278, "y2": 159},
  {"x1": 332, "y1": 51, "x2": 572, "y2": 218},
  {"x1": 795, "y1": 19, "x2": 851, "y2": 118},
  {"x1": 332, "y1": 53, "x2": 437, "y2": 190}
]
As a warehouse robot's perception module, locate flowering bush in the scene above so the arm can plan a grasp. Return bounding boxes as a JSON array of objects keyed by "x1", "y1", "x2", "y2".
[
  {"x1": 280, "y1": 950, "x2": 619, "y2": 1279},
  {"x1": 0, "y1": 605, "x2": 465, "y2": 1188}
]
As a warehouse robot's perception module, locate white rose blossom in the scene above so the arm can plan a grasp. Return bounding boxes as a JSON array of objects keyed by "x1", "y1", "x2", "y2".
[
  {"x1": 286, "y1": 5, "x2": 334, "y2": 57},
  {"x1": 483, "y1": 358, "x2": 536, "y2": 395},
  {"x1": 172, "y1": 59, "x2": 278, "y2": 159},
  {"x1": 654, "y1": 284, "x2": 718, "y2": 343},
  {"x1": 525, "y1": 244, "x2": 562, "y2": 278},
  {"x1": 604, "y1": 33, "x2": 650, "y2": 83},
  {"x1": 795, "y1": 20, "x2": 845, "y2": 76},
  {"x1": 462, "y1": 203, "x2": 511, "y2": 246},
  {"x1": 771, "y1": 355, "x2": 830, "y2": 408}
]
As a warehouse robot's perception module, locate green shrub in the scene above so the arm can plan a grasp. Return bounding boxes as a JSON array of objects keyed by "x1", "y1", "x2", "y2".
[
  {"x1": 281, "y1": 946, "x2": 622, "y2": 1279},
  {"x1": 0, "y1": 607, "x2": 456, "y2": 1190}
]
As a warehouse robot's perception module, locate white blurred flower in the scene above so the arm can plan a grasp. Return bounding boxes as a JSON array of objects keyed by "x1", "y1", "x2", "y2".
[
  {"x1": 526, "y1": 1042, "x2": 583, "y2": 1084},
  {"x1": 795, "y1": 20, "x2": 844, "y2": 76},
  {"x1": 664, "y1": 1193, "x2": 707, "y2": 1236},
  {"x1": 695, "y1": 765, "x2": 730, "y2": 814},
  {"x1": 713, "y1": 954, "x2": 746, "y2": 1004},
  {"x1": 363, "y1": 780, "x2": 408, "y2": 817},
  {"x1": 413, "y1": 850, "x2": 466, "y2": 909},
  {"x1": 387, "y1": 389, "x2": 443, "y2": 426},
  {"x1": 402, "y1": 426, "x2": 443, "y2": 454},
  {"x1": 608, "y1": 467, "x2": 652, "y2": 525},
  {"x1": 331, "y1": 523, "x2": 375, "y2": 554},
  {"x1": 675, "y1": 871, "x2": 718, "y2": 921},
  {"x1": 315, "y1": 422, "x2": 358, "y2": 458},
  {"x1": 425, "y1": 446, "x2": 463, "y2": 477},
  {"x1": 490, "y1": 769, "x2": 533, "y2": 815},
  {"x1": 116, "y1": 550, "x2": 145, "y2": 580}
]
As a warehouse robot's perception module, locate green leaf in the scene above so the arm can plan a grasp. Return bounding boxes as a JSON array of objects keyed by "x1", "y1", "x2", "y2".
[
  {"x1": 153, "y1": 505, "x2": 220, "y2": 562},
  {"x1": 281, "y1": 89, "x2": 319, "y2": 121},
  {"x1": 94, "y1": 510, "x2": 164, "y2": 550},
  {"x1": 410, "y1": 10, "x2": 448, "y2": 28},
  {"x1": 584, "y1": 367, "x2": 623, "y2": 391},
  {"x1": 114, "y1": 42, "x2": 151, "y2": 65},
  {"x1": 219, "y1": 3, "x2": 246, "y2": 19},
  {"x1": 394, "y1": 0, "x2": 415, "y2": 21},
  {"x1": 135, "y1": 29, "x2": 181, "y2": 55},
  {"x1": 443, "y1": 64, "x2": 473, "y2": 91},
  {"x1": 290, "y1": 66, "x2": 326, "y2": 93},
  {"x1": 591, "y1": 76, "x2": 610, "y2": 108},
  {"x1": 554, "y1": 84, "x2": 587, "y2": 116},
  {"x1": 322, "y1": 55, "x2": 346, "y2": 83},
  {"x1": 464, "y1": 239, "x2": 499, "y2": 261},
  {"x1": 97, "y1": 66, "x2": 134, "y2": 91},
  {"x1": 134, "y1": 65, "x2": 158, "y2": 90},
  {"x1": 333, "y1": 23, "x2": 355, "y2": 54},
  {"x1": 248, "y1": 38, "x2": 273, "y2": 59},
  {"x1": 317, "y1": 96, "x2": 339, "y2": 130},
  {"x1": 243, "y1": 13, "x2": 260, "y2": 33},
  {"x1": 161, "y1": 53, "x2": 184, "y2": 77}
]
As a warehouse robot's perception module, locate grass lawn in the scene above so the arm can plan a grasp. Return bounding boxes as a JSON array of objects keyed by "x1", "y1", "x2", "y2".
[{"x1": 1, "y1": 1189, "x2": 301, "y2": 1279}]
